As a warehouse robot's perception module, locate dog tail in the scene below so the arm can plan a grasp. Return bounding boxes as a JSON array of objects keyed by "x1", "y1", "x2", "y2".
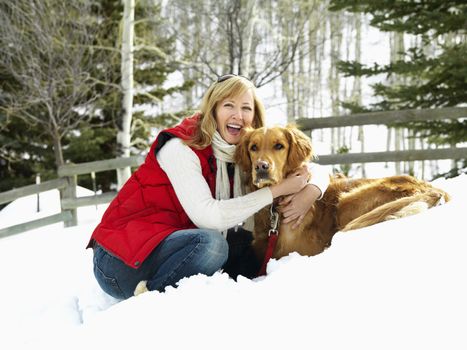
[{"x1": 341, "y1": 190, "x2": 447, "y2": 232}]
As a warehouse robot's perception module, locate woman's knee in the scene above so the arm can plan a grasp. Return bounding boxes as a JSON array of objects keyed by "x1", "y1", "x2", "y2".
[
  {"x1": 146, "y1": 229, "x2": 229, "y2": 291},
  {"x1": 190, "y1": 229, "x2": 229, "y2": 274},
  {"x1": 93, "y1": 245, "x2": 130, "y2": 299}
]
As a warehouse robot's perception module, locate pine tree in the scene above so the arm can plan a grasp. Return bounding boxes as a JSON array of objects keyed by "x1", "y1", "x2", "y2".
[
  {"x1": 89, "y1": 0, "x2": 193, "y2": 149},
  {"x1": 0, "y1": 1, "x2": 191, "y2": 191},
  {"x1": 0, "y1": 0, "x2": 109, "y2": 188},
  {"x1": 329, "y1": 0, "x2": 467, "y2": 176}
]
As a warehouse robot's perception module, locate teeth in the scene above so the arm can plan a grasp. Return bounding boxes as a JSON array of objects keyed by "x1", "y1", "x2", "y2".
[{"x1": 227, "y1": 124, "x2": 241, "y2": 129}]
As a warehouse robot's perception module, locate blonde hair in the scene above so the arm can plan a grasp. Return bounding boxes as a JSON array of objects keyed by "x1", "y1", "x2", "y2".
[{"x1": 186, "y1": 76, "x2": 266, "y2": 149}]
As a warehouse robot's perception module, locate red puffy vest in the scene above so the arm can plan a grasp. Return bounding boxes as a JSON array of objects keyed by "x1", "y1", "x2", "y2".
[{"x1": 88, "y1": 115, "x2": 217, "y2": 268}]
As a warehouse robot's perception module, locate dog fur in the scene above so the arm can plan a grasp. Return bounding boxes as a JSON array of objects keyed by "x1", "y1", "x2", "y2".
[{"x1": 235, "y1": 125, "x2": 451, "y2": 261}]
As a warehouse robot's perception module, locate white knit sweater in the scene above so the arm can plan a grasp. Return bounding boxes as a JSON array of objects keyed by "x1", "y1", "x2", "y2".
[{"x1": 157, "y1": 138, "x2": 330, "y2": 232}]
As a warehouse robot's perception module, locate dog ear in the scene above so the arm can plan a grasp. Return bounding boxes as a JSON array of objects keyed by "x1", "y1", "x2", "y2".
[
  {"x1": 284, "y1": 124, "x2": 315, "y2": 172},
  {"x1": 234, "y1": 127, "x2": 254, "y2": 174}
]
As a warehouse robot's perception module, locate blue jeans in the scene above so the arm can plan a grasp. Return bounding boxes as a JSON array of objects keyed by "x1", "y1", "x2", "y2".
[{"x1": 93, "y1": 229, "x2": 230, "y2": 299}]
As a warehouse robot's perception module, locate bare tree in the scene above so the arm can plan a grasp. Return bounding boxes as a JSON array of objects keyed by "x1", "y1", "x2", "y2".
[
  {"x1": 328, "y1": 10, "x2": 343, "y2": 152},
  {"x1": 278, "y1": 0, "x2": 325, "y2": 122},
  {"x1": 353, "y1": 13, "x2": 366, "y2": 177},
  {"x1": 166, "y1": 0, "x2": 317, "y2": 89},
  {"x1": 0, "y1": 0, "x2": 113, "y2": 169},
  {"x1": 388, "y1": 31, "x2": 405, "y2": 175}
]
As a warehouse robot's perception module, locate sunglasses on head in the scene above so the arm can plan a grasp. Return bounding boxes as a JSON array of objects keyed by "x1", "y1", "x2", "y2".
[{"x1": 217, "y1": 73, "x2": 251, "y2": 83}]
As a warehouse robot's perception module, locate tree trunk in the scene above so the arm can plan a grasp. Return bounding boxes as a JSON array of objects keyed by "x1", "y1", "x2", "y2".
[
  {"x1": 240, "y1": 0, "x2": 257, "y2": 76},
  {"x1": 354, "y1": 13, "x2": 366, "y2": 177},
  {"x1": 117, "y1": 0, "x2": 135, "y2": 189},
  {"x1": 389, "y1": 31, "x2": 405, "y2": 174},
  {"x1": 52, "y1": 130, "x2": 64, "y2": 169},
  {"x1": 329, "y1": 11, "x2": 342, "y2": 153},
  {"x1": 280, "y1": 7, "x2": 294, "y2": 123}
]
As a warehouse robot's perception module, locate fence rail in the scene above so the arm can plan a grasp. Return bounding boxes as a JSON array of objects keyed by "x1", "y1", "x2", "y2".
[
  {"x1": 0, "y1": 155, "x2": 144, "y2": 239},
  {"x1": 297, "y1": 107, "x2": 467, "y2": 165},
  {"x1": 316, "y1": 147, "x2": 467, "y2": 165},
  {"x1": 1, "y1": 107, "x2": 466, "y2": 238},
  {"x1": 297, "y1": 107, "x2": 467, "y2": 130},
  {"x1": 57, "y1": 155, "x2": 145, "y2": 177},
  {"x1": 0, "y1": 178, "x2": 68, "y2": 206},
  {"x1": 0, "y1": 211, "x2": 72, "y2": 239}
]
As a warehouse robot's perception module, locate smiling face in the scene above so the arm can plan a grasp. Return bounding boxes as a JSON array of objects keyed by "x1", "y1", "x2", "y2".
[{"x1": 215, "y1": 90, "x2": 255, "y2": 145}]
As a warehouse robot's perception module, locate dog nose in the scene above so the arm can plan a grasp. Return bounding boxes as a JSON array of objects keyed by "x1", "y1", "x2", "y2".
[{"x1": 255, "y1": 160, "x2": 269, "y2": 171}]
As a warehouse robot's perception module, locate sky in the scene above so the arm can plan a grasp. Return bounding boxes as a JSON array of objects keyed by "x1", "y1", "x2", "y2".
[{"x1": 0, "y1": 174, "x2": 466, "y2": 350}]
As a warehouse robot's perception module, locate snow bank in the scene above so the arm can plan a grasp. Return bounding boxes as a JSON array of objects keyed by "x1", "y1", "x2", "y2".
[{"x1": 0, "y1": 176, "x2": 466, "y2": 350}]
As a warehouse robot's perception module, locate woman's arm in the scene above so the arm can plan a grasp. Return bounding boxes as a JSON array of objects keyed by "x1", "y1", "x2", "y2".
[
  {"x1": 157, "y1": 138, "x2": 306, "y2": 232},
  {"x1": 279, "y1": 162, "x2": 331, "y2": 228},
  {"x1": 307, "y1": 162, "x2": 330, "y2": 200}
]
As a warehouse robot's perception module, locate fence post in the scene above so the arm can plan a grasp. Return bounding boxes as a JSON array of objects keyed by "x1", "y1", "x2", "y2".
[
  {"x1": 61, "y1": 175, "x2": 78, "y2": 227},
  {"x1": 36, "y1": 173, "x2": 41, "y2": 212}
]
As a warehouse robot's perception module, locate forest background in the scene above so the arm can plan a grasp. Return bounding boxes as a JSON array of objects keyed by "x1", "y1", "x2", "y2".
[{"x1": 1, "y1": 0, "x2": 466, "y2": 196}]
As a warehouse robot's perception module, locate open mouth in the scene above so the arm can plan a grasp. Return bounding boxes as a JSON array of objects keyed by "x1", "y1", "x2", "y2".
[
  {"x1": 253, "y1": 171, "x2": 277, "y2": 188},
  {"x1": 254, "y1": 177, "x2": 277, "y2": 188},
  {"x1": 226, "y1": 124, "x2": 242, "y2": 136}
]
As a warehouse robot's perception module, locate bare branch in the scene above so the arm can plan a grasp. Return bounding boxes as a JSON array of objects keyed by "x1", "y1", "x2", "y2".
[{"x1": 0, "y1": 0, "x2": 115, "y2": 167}]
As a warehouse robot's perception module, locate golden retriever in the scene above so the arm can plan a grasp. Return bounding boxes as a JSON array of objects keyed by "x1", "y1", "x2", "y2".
[{"x1": 235, "y1": 125, "x2": 451, "y2": 263}]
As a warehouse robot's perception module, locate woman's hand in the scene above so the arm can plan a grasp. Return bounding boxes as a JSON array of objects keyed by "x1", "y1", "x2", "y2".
[
  {"x1": 278, "y1": 184, "x2": 321, "y2": 229},
  {"x1": 270, "y1": 166, "x2": 308, "y2": 198}
]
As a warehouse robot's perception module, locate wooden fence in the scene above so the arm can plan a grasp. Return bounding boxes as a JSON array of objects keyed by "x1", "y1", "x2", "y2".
[
  {"x1": 0, "y1": 107, "x2": 466, "y2": 238},
  {"x1": 296, "y1": 106, "x2": 467, "y2": 165},
  {"x1": 0, "y1": 155, "x2": 144, "y2": 239}
]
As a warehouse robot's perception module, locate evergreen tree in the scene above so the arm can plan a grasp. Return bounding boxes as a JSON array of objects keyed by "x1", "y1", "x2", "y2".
[
  {"x1": 85, "y1": 0, "x2": 193, "y2": 189},
  {"x1": 0, "y1": 116, "x2": 57, "y2": 192},
  {"x1": 0, "y1": 0, "x2": 191, "y2": 191},
  {"x1": 77, "y1": 0, "x2": 193, "y2": 159},
  {"x1": 329, "y1": 0, "x2": 467, "y2": 176},
  {"x1": 0, "y1": 0, "x2": 108, "y2": 188}
]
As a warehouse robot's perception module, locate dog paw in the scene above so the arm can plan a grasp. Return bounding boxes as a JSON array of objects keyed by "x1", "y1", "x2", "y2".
[
  {"x1": 425, "y1": 191, "x2": 446, "y2": 208},
  {"x1": 134, "y1": 280, "x2": 149, "y2": 296},
  {"x1": 434, "y1": 194, "x2": 446, "y2": 207}
]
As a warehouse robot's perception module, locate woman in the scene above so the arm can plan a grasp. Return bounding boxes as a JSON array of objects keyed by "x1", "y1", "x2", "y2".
[{"x1": 88, "y1": 74, "x2": 329, "y2": 299}]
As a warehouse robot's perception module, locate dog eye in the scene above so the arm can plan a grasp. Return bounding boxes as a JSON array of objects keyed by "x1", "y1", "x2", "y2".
[
  {"x1": 274, "y1": 143, "x2": 284, "y2": 150},
  {"x1": 250, "y1": 144, "x2": 258, "y2": 152}
]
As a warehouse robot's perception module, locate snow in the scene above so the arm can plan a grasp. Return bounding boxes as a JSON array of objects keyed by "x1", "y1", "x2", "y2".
[{"x1": 1, "y1": 175, "x2": 466, "y2": 350}]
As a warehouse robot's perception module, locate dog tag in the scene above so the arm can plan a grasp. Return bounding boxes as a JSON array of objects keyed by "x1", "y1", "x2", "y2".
[{"x1": 270, "y1": 210, "x2": 279, "y2": 230}]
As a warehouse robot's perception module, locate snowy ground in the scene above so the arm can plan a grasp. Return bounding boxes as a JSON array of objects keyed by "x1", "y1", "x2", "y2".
[{"x1": 0, "y1": 175, "x2": 466, "y2": 350}]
